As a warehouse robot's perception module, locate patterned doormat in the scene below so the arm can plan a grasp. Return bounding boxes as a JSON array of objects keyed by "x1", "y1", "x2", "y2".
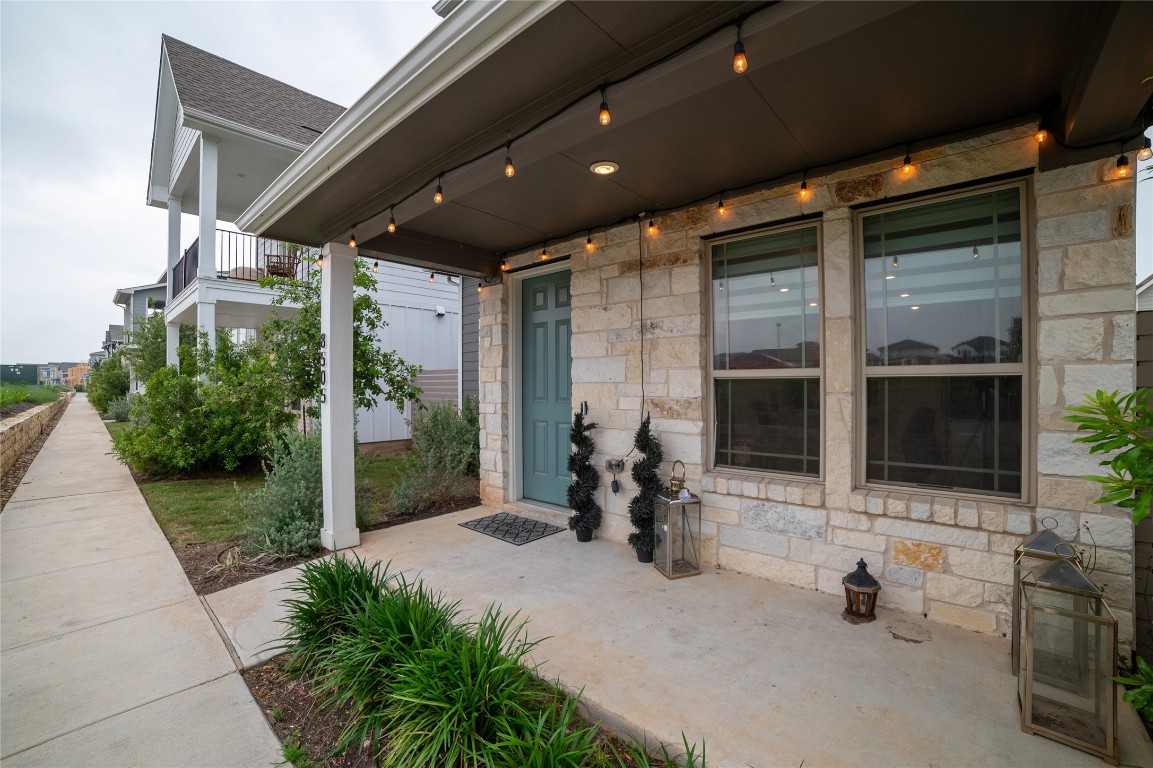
[{"x1": 459, "y1": 512, "x2": 564, "y2": 546}]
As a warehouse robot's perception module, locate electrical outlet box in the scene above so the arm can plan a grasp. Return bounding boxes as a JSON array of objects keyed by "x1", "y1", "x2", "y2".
[{"x1": 605, "y1": 458, "x2": 625, "y2": 474}]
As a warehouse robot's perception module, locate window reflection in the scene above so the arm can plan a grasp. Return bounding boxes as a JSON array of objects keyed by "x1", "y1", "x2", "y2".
[{"x1": 716, "y1": 378, "x2": 820, "y2": 475}]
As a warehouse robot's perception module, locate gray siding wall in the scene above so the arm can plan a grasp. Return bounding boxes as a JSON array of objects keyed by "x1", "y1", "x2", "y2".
[
  {"x1": 1139, "y1": 311, "x2": 1152, "y2": 389},
  {"x1": 461, "y1": 277, "x2": 479, "y2": 400}
]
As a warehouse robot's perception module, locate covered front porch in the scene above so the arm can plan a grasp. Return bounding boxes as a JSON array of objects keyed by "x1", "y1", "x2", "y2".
[{"x1": 207, "y1": 505, "x2": 1153, "y2": 767}]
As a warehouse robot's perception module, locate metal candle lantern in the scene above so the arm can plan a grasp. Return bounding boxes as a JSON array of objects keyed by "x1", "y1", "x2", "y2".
[
  {"x1": 1012, "y1": 525, "x2": 1074, "y2": 675},
  {"x1": 1019, "y1": 558, "x2": 1117, "y2": 764},
  {"x1": 653, "y1": 488, "x2": 700, "y2": 579},
  {"x1": 842, "y1": 559, "x2": 880, "y2": 623}
]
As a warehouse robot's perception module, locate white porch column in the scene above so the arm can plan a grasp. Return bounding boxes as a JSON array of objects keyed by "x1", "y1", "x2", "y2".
[
  {"x1": 197, "y1": 301, "x2": 216, "y2": 353},
  {"x1": 197, "y1": 136, "x2": 218, "y2": 280},
  {"x1": 320, "y1": 241, "x2": 359, "y2": 551},
  {"x1": 166, "y1": 323, "x2": 180, "y2": 366},
  {"x1": 166, "y1": 197, "x2": 181, "y2": 303}
]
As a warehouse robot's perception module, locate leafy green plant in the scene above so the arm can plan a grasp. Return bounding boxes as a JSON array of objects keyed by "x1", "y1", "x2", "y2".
[
  {"x1": 390, "y1": 397, "x2": 480, "y2": 515},
  {"x1": 1112, "y1": 655, "x2": 1153, "y2": 723},
  {"x1": 122, "y1": 313, "x2": 193, "y2": 386},
  {"x1": 628, "y1": 415, "x2": 663, "y2": 556},
  {"x1": 608, "y1": 733, "x2": 707, "y2": 768},
  {"x1": 491, "y1": 690, "x2": 600, "y2": 767},
  {"x1": 280, "y1": 732, "x2": 313, "y2": 768},
  {"x1": 1065, "y1": 389, "x2": 1153, "y2": 525},
  {"x1": 87, "y1": 352, "x2": 130, "y2": 414},
  {"x1": 0, "y1": 383, "x2": 60, "y2": 408},
  {"x1": 105, "y1": 395, "x2": 132, "y2": 422},
  {"x1": 567, "y1": 411, "x2": 603, "y2": 534}
]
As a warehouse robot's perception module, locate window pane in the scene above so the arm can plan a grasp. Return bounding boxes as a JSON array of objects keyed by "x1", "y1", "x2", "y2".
[
  {"x1": 863, "y1": 189, "x2": 1022, "y2": 366},
  {"x1": 712, "y1": 227, "x2": 820, "y2": 370},
  {"x1": 715, "y1": 378, "x2": 820, "y2": 475},
  {"x1": 866, "y1": 376, "x2": 1022, "y2": 495}
]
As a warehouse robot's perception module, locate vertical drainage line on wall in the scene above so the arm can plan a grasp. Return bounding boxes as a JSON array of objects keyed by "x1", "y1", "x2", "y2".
[{"x1": 638, "y1": 217, "x2": 647, "y2": 419}]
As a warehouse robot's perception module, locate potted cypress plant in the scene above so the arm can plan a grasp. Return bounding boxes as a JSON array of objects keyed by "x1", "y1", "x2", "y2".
[
  {"x1": 628, "y1": 414, "x2": 662, "y2": 562},
  {"x1": 567, "y1": 410, "x2": 602, "y2": 542}
]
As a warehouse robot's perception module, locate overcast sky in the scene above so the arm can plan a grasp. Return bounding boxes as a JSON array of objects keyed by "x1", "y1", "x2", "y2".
[
  {"x1": 0, "y1": 1, "x2": 440, "y2": 364},
  {"x1": 1, "y1": 2, "x2": 1150, "y2": 365}
]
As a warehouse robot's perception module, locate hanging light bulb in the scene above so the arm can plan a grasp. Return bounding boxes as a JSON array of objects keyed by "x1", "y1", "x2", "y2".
[
  {"x1": 972, "y1": 246, "x2": 981, "y2": 260},
  {"x1": 1138, "y1": 136, "x2": 1152, "y2": 162},
  {"x1": 892, "y1": 255, "x2": 899, "y2": 269},
  {"x1": 798, "y1": 179, "x2": 810, "y2": 201},
  {"x1": 770, "y1": 272, "x2": 776, "y2": 288},
  {"x1": 477, "y1": 283, "x2": 483, "y2": 293},
  {"x1": 504, "y1": 142, "x2": 515, "y2": 178},
  {"x1": 372, "y1": 261, "x2": 379, "y2": 273},
  {"x1": 585, "y1": 233, "x2": 595, "y2": 252},
  {"x1": 598, "y1": 88, "x2": 611, "y2": 126},
  {"x1": 316, "y1": 254, "x2": 324, "y2": 267},
  {"x1": 348, "y1": 226, "x2": 357, "y2": 249},
  {"x1": 647, "y1": 218, "x2": 657, "y2": 236},
  {"x1": 902, "y1": 152, "x2": 913, "y2": 175},
  {"x1": 429, "y1": 272, "x2": 435, "y2": 283},
  {"x1": 732, "y1": 24, "x2": 748, "y2": 74},
  {"x1": 717, "y1": 195, "x2": 726, "y2": 215},
  {"x1": 1116, "y1": 153, "x2": 1131, "y2": 178},
  {"x1": 387, "y1": 206, "x2": 397, "y2": 234},
  {"x1": 540, "y1": 246, "x2": 550, "y2": 261},
  {"x1": 1035, "y1": 127, "x2": 1048, "y2": 144},
  {"x1": 434, "y1": 176, "x2": 444, "y2": 204},
  {"x1": 500, "y1": 259, "x2": 509, "y2": 272}
]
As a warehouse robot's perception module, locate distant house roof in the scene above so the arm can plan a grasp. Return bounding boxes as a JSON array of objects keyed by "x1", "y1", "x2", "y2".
[
  {"x1": 162, "y1": 35, "x2": 345, "y2": 148},
  {"x1": 951, "y1": 336, "x2": 1007, "y2": 355},
  {"x1": 879, "y1": 339, "x2": 939, "y2": 354}
]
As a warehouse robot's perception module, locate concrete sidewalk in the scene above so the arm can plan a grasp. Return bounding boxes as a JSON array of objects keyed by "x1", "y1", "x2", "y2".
[
  {"x1": 208, "y1": 505, "x2": 1153, "y2": 768},
  {"x1": 0, "y1": 395, "x2": 281, "y2": 767}
]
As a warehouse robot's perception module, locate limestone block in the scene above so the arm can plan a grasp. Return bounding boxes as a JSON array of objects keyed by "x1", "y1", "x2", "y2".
[
  {"x1": 1038, "y1": 366, "x2": 1058, "y2": 407},
  {"x1": 929, "y1": 602, "x2": 998, "y2": 633},
  {"x1": 767, "y1": 481, "x2": 788, "y2": 502},
  {"x1": 718, "y1": 547, "x2": 816, "y2": 590},
  {"x1": 1114, "y1": 203, "x2": 1134, "y2": 238},
  {"x1": 866, "y1": 492, "x2": 885, "y2": 516},
  {"x1": 640, "y1": 315, "x2": 701, "y2": 339},
  {"x1": 1036, "y1": 182, "x2": 1133, "y2": 219},
  {"x1": 931, "y1": 498, "x2": 956, "y2": 525},
  {"x1": 790, "y1": 539, "x2": 883, "y2": 574},
  {"x1": 1034, "y1": 508, "x2": 1080, "y2": 539},
  {"x1": 740, "y1": 501, "x2": 827, "y2": 539},
  {"x1": 576, "y1": 304, "x2": 633, "y2": 332},
  {"x1": 1036, "y1": 431, "x2": 1105, "y2": 477},
  {"x1": 978, "y1": 503, "x2": 1006, "y2": 533},
  {"x1": 701, "y1": 504, "x2": 739, "y2": 527},
  {"x1": 1112, "y1": 314, "x2": 1135, "y2": 360},
  {"x1": 785, "y1": 484, "x2": 805, "y2": 505},
  {"x1": 909, "y1": 496, "x2": 932, "y2": 521},
  {"x1": 886, "y1": 564, "x2": 926, "y2": 588},
  {"x1": 1034, "y1": 163, "x2": 1099, "y2": 195},
  {"x1": 926, "y1": 572, "x2": 984, "y2": 606},
  {"x1": 742, "y1": 480, "x2": 759, "y2": 498},
  {"x1": 849, "y1": 492, "x2": 867, "y2": 513},
  {"x1": 984, "y1": 583, "x2": 1013, "y2": 612},
  {"x1": 670, "y1": 265, "x2": 700, "y2": 295},
  {"x1": 990, "y1": 533, "x2": 1023, "y2": 555},
  {"x1": 816, "y1": 567, "x2": 846, "y2": 596},
  {"x1": 893, "y1": 540, "x2": 945, "y2": 570},
  {"x1": 1038, "y1": 288, "x2": 1136, "y2": 317},
  {"x1": 640, "y1": 293, "x2": 700, "y2": 320},
  {"x1": 1093, "y1": 548, "x2": 1134, "y2": 575},
  {"x1": 1063, "y1": 364, "x2": 1134, "y2": 407},
  {"x1": 648, "y1": 338, "x2": 701, "y2": 369},
  {"x1": 956, "y1": 500, "x2": 979, "y2": 528},
  {"x1": 1037, "y1": 317, "x2": 1103, "y2": 362},
  {"x1": 569, "y1": 269, "x2": 602, "y2": 296},
  {"x1": 667, "y1": 369, "x2": 703, "y2": 398},
  {"x1": 719, "y1": 525, "x2": 789, "y2": 558},
  {"x1": 833, "y1": 529, "x2": 888, "y2": 552},
  {"x1": 947, "y1": 548, "x2": 1013, "y2": 585},
  {"x1": 570, "y1": 332, "x2": 608, "y2": 359},
  {"x1": 803, "y1": 484, "x2": 824, "y2": 507},
  {"x1": 822, "y1": 318, "x2": 852, "y2": 393},
  {"x1": 874, "y1": 518, "x2": 988, "y2": 550},
  {"x1": 1036, "y1": 248, "x2": 1062, "y2": 294},
  {"x1": 822, "y1": 218, "x2": 853, "y2": 319},
  {"x1": 1079, "y1": 513, "x2": 1132, "y2": 549},
  {"x1": 1005, "y1": 509, "x2": 1032, "y2": 535},
  {"x1": 829, "y1": 509, "x2": 871, "y2": 531},
  {"x1": 879, "y1": 584, "x2": 925, "y2": 615},
  {"x1": 1064, "y1": 239, "x2": 1136, "y2": 289},
  {"x1": 1035, "y1": 210, "x2": 1109, "y2": 248},
  {"x1": 1037, "y1": 477, "x2": 1101, "y2": 512},
  {"x1": 885, "y1": 495, "x2": 909, "y2": 518}
]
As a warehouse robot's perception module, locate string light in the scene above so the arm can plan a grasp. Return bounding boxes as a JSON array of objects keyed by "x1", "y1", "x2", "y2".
[
  {"x1": 798, "y1": 178, "x2": 810, "y2": 201},
  {"x1": 348, "y1": 225, "x2": 357, "y2": 249},
  {"x1": 585, "y1": 233, "x2": 595, "y2": 252},
  {"x1": 504, "y1": 142, "x2": 516, "y2": 178},
  {"x1": 598, "y1": 88, "x2": 611, "y2": 126},
  {"x1": 1138, "y1": 136, "x2": 1152, "y2": 162},
  {"x1": 717, "y1": 195, "x2": 726, "y2": 215},
  {"x1": 429, "y1": 272, "x2": 435, "y2": 283},
  {"x1": 1035, "y1": 127, "x2": 1048, "y2": 144},
  {"x1": 892, "y1": 255, "x2": 899, "y2": 269},
  {"x1": 1116, "y1": 153, "x2": 1130, "y2": 178},
  {"x1": 902, "y1": 149, "x2": 913, "y2": 175},
  {"x1": 387, "y1": 206, "x2": 396, "y2": 233},
  {"x1": 372, "y1": 261, "x2": 379, "y2": 273},
  {"x1": 540, "y1": 245, "x2": 550, "y2": 260},
  {"x1": 477, "y1": 283, "x2": 483, "y2": 293},
  {"x1": 316, "y1": 254, "x2": 325, "y2": 267},
  {"x1": 500, "y1": 259, "x2": 509, "y2": 271},
  {"x1": 434, "y1": 176, "x2": 443, "y2": 204},
  {"x1": 732, "y1": 22, "x2": 747, "y2": 74},
  {"x1": 647, "y1": 218, "x2": 657, "y2": 236},
  {"x1": 770, "y1": 272, "x2": 776, "y2": 288},
  {"x1": 972, "y1": 246, "x2": 981, "y2": 260}
]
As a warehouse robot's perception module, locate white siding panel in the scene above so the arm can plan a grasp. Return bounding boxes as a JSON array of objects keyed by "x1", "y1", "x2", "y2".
[{"x1": 171, "y1": 126, "x2": 198, "y2": 184}]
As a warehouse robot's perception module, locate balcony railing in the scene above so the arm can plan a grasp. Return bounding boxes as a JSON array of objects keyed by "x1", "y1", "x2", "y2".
[{"x1": 171, "y1": 230, "x2": 318, "y2": 297}]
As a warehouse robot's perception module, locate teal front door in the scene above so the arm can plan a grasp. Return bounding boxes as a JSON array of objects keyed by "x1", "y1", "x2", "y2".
[{"x1": 521, "y1": 270, "x2": 572, "y2": 505}]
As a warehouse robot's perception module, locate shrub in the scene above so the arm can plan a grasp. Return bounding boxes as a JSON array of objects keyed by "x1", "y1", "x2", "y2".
[
  {"x1": 105, "y1": 395, "x2": 133, "y2": 422},
  {"x1": 0, "y1": 383, "x2": 59, "y2": 408},
  {"x1": 390, "y1": 397, "x2": 479, "y2": 515},
  {"x1": 566, "y1": 411, "x2": 602, "y2": 533},
  {"x1": 628, "y1": 415, "x2": 663, "y2": 555},
  {"x1": 88, "y1": 353, "x2": 130, "y2": 414},
  {"x1": 1065, "y1": 388, "x2": 1153, "y2": 526}
]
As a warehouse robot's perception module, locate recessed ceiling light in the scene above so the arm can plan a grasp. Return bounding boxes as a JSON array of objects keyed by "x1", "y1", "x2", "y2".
[
  {"x1": 590, "y1": 161, "x2": 619, "y2": 175},
  {"x1": 910, "y1": 305, "x2": 920, "y2": 310},
  {"x1": 779, "y1": 287, "x2": 789, "y2": 292},
  {"x1": 899, "y1": 292, "x2": 910, "y2": 298},
  {"x1": 809, "y1": 302, "x2": 818, "y2": 307},
  {"x1": 885, "y1": 274, "x2": 896, "y2": 280}
]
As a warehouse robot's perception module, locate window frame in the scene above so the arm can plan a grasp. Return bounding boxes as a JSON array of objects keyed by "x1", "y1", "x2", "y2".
[
  {"x1": 853, "y1": 179, "x2": 1033, "y2": 501},
  {"x1": 705, "y1": 220, "x2": 825, "y2": 480}
]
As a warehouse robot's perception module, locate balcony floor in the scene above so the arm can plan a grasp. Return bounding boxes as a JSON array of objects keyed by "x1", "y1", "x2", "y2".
[{"x1": 207, "y1": 506, "x2": 1153, "y2": 767}]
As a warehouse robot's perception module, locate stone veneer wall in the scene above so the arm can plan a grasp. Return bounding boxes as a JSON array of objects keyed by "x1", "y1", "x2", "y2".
[
  {"x1": 478, "y1": 124, "x2": 1138, "y2": 645},
  {"x1": 1, "y1": 395, "x2": 70, "y2": 476}
]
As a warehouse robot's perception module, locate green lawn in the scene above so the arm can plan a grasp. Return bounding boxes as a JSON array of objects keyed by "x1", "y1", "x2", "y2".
[
  {"x1": 104, "y1": 421, "x2": 130, "y2": 441},
  {"x1": 0, "y1": 383, "x2": 61, "y2": 408}
]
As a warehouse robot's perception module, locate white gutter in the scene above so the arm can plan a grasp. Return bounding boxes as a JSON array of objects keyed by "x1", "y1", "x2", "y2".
[{"x1": 236, "y1": 0, "x2": 560, "y2": 237}]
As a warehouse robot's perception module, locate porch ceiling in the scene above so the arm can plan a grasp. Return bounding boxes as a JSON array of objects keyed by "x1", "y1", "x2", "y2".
[{"x1": 248, "y1": 0, "x2": 1153, "y2": 275}]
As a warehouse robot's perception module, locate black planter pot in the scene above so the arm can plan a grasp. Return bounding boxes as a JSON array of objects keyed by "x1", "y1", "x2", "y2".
[
  {"x1": 636, "y1": 547, "x2": 654, "y2": 563},
  {"x1": 575, "y1": 527, "x2": 593, "y2": 543}
]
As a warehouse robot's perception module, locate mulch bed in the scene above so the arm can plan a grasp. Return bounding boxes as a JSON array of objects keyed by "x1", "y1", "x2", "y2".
[{"x1": 0, "y1": 402, "x2": 66, "y2": 511}]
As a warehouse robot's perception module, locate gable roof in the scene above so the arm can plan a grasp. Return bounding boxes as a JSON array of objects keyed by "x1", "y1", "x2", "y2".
[{"x1": 162, "y1": 35, "x2": 344, "y2": 147}]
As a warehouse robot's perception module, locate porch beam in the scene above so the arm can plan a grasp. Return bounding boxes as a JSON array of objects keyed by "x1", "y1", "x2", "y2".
[
  {"x1": 197, "y1": 135, "x2": 218, "y2": 281},
  {"x1": 319, "y1": 241, "x2": 360, "y2": 551},
  {"x1": 357, "y1": 229, "x2": 498, "y2": 278}
]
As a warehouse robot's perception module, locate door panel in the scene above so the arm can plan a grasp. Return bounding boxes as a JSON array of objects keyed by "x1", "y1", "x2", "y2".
[{"x1": 522, "y1": 271, "x2": 572, "y2": 505}]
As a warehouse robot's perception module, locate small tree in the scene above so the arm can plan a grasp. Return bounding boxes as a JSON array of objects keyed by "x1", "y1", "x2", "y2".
[
  {"x1": 566, "y1": 411, "x2": 602, "y2": 535},
  {"x1": 87, "y1": 351, "x2": 130, "y2": 414},
  {"x1": 124, "y1": 314, "x2": 195, "y2": 386},
  {"x1": 627, "y1": 415, "x2": 663, "y2": 557},
  {"x1": 260, "y1": 256, "x2": 422, "y2": 415},
  {"x1": 1065, "y1": 388, "x2": 1153, "y2": 526}
]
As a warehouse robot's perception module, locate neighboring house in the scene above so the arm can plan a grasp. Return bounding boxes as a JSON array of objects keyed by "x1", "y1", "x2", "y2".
[
  {"x1": 144, "y1": 35, "x2": 471, "y2": 442},
  {"x1": 37, "y1": 362, "x2": 77, "y2": 387},
  {"x1": 101, "y1": 326, "x2": 124, "y2": 358},
  {"x1": 113, "y1": 276, "x2": 168, "y2": 392},
  {"x1": 1139, "y1": 274, "x2": 1152, "y2": 389},
  {"x1": 237, "y1": 0, "x2": 1151, "y2": 652},
  {"x1": 64, "y1": 364, "x2": 90, "y2": 389},
  {"x1": 88, "y1": 350, "x2": 107, "y2": 368}
]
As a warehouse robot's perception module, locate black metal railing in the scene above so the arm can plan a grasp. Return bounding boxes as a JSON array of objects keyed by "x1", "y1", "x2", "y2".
[{"x1": 171, "y1": 231, "x2": 317, "y2": 297}]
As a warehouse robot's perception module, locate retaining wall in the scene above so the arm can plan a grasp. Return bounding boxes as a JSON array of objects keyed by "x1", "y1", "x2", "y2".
[{"x1": 1, "y1": 395, "x2": 70, "y2": 476}]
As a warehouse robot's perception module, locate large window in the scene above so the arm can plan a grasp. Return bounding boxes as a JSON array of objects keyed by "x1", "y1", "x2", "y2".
[
  {"x1": 861, "y1": 186, "x2": 1025, "y2": 496},
  {"x1": 711, "y1": 225, "x2": 820, "y2": 476}
]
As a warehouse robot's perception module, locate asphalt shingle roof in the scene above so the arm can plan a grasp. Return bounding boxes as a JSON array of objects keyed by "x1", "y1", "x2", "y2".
[{"x1": 162, "y1": 35, "x2": 345, "y2": 147}]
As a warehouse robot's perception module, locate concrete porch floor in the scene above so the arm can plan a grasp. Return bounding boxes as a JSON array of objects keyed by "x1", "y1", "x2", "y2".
[{"x1": 207, "y1": 506, "x2": 1153, "y2": 768}]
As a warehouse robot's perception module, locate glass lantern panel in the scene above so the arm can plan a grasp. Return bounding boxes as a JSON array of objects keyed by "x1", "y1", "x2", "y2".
[
  {"x1": 654, "y1": 494, "x2": 671, "y2": 574},
  {"x1": 670, "y1": 505, "x2": 698, "y2": 574},
  {"x1": 1027, "y1": 607, "x2": 1110, "y2": 752}
]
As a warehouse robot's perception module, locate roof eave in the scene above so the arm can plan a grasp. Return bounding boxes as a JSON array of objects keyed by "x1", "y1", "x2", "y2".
[
  {"x1": 236, "y1": 0, "x2": 561, "y2": 237},
  {"x1": 182, "y1": 107, "x2": 311, "y2": 153}
]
